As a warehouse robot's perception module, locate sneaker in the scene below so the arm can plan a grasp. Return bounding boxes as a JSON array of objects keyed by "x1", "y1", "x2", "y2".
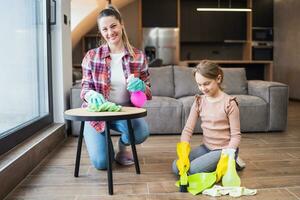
[
  {"x1": 236, "y1": 156, "x2": 246, "y2": 171},
  {"x1": 117, "y1": 138, "x2": 128, "y2": 152},
  {"x1": 115, "y1": 150, "x2": 134, "y2": 166},
  {"x1": 115, "y1": 138, "x2": 134, "y2": 166}
]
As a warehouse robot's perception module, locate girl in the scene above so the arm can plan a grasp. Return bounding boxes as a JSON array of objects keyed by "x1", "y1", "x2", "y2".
[
  {"x1": 80, "y1": 5, "x2": 151, "y2": 169},
  {"x1": 173, "y1": 60, "x2": 242, "y2": 175}
]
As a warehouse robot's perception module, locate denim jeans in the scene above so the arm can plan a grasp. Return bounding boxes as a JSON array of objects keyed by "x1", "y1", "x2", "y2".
[
  {"x1": 83, "y1": 118, "x2": 149, "y2": 170},
  {"x1": 172, "y1": 144, "x2": 222, "y2": 175},
  {"x1": 172, "y1": 144, "x2": 239, "y2": 175}
]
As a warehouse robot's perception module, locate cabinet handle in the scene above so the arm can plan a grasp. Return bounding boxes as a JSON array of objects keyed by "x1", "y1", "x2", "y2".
[{"x1": 224, "y1": 40, "x2": 247, "y2": 43}]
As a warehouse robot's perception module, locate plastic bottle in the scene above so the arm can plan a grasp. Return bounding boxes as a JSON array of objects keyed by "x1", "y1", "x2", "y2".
[
  {"x1": 222, "y1": 151, "x2": 241, "y2": 187},
  {"x1": 130, "y1": 91, "x2": 147, "y2": 108}
]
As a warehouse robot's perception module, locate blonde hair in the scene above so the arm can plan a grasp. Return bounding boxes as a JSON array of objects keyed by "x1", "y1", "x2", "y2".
[
  {"x1": 193, "y1": 60, "x2": 224, "y2": 89},
  {"x1": 97, "y1": 5, "x2": 135, "y2": 57}
]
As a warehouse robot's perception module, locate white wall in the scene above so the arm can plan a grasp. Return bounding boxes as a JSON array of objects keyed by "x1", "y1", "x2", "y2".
[
  {"x1": 274, "y1": 0, "x2": 300, "y2": 100},
  {"x1": 51, "y1": 0, "x2": 73, "y2": 123}
]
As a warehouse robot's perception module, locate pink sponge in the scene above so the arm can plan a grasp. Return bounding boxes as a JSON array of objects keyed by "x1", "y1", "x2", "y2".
[{"x1": 130, "y1": 91, "x2": 147, "y2": 108}]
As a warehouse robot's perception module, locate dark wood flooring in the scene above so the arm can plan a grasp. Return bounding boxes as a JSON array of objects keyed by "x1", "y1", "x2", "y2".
[{"x1": 5, "y1": 101, "x2": 300, "y2": 200}]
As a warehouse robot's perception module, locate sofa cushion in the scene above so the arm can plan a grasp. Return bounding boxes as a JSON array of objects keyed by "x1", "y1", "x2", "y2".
[
  {"x1": 180, "y1": 94, "x2": 268, "y2": 133},
  {"x1": 148, "y1": 66, "x2": 174, "y2": 97},
  {"x1": 222, "y1": 68, "x2": 248, "y2": 95},
  {"x1": 144, "y1": 96, "x2": 182, "y2": 134},
  {"x1": 173, "y1": 66, "x2": 200, "y2": 98},
  {"x1": 178, "y1": 96, "x2": 203, "y2": 133},
  {"x1": 234, "y1": 94, "x2": 268, "y2": 132}
]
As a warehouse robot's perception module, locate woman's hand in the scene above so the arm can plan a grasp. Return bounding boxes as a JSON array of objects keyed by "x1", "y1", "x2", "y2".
[
  {"x1": 127, "y1": 74, "x2": 146, "y2": 92},
  {"x1": 85, "y1": 90, "x2": 106, "y2": 106}
]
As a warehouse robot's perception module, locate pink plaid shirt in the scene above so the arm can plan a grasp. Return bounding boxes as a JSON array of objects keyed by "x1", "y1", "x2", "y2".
[{"x1": 80, "y1": 44, "x2": 152, "y2": 132}]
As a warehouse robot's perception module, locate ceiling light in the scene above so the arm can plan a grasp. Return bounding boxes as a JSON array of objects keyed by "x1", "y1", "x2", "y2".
[
  {"x1": 196, "y1": 8, "x2": 251, "y2": 12},
  {"x1": 196, "y1": 0, "x2": 251, "y2": 12}
]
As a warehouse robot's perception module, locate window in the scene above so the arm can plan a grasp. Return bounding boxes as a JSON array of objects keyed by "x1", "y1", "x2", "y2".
[{"x1": 0, "y1": 0, "x2": 53, "y2": 155}]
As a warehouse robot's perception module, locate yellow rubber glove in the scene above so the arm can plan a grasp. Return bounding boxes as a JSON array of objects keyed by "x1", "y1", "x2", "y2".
[
  {"x1": 176, "y1": 141, "x2": 191, "y2": 176},
  {"x1": 176, "y1": 141, "x2": 191, "y2": 192},
  {"x1": 215, "y1": 152, "x2": 229, "y2": 183}
]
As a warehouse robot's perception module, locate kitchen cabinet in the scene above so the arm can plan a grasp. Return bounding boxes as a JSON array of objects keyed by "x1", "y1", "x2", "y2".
[
  {"x1": 253, "y1": 0, "x2": 273, "y2": 27},
  {"x1": 142, "y1": 0, "x2": 178, "y2": 27},
  {"x1": 180, "y1": 0, "x2": 247, "y2": 42}
]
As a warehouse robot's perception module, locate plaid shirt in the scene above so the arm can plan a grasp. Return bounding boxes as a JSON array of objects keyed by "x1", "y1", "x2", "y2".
[{"x1": 80, "y1": 44, "x2": 151, "y2": 132}]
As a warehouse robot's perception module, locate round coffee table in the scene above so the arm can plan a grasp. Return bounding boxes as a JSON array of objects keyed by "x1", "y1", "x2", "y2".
[{"x1": 64, "y1": 106, "x2": 147, "y2": 195}]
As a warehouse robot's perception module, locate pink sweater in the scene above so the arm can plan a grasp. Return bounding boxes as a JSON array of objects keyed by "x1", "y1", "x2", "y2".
[{"x1": 181, "y1": 93, "x2": 241, "y2": 150}]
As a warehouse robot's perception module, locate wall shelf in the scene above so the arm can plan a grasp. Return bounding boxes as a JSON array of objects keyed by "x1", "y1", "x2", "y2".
[{"x1": 179, "y1": 0, "x2": 273, "y2": 62}]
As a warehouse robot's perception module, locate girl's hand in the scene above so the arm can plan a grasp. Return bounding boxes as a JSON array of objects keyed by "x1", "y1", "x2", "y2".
[
  {"x1": 222, "y1": 148, "x2": 236, "y2": 155},
  {"x1": 176, "y1": 142, "x2": 191, "y2": 175}
]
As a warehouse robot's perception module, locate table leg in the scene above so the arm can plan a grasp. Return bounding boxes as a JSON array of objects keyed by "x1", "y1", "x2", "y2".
[
  {"x1": 127, "y1": 120, "x2": 141, "y2": 174},
  {"x1": 74, "y1": 121, "x2": 84, "y2": 177},
  {"x1": 105, "y1": 122, "x2": 113, "y2": 195}
]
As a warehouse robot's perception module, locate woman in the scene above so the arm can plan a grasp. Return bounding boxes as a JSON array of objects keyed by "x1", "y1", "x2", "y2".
[{"x1": 80, "y1": 5, "x2": 151, "y2": 169}]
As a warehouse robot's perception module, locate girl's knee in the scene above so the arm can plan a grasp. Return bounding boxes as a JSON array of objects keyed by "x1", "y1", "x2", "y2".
[
  {"x1": 172, "y1": 160, "x2": 179, "y2": 175},
  {"x1": 189, "y1": 167, "x2": 198, "y2": 175},
  {"x1": 189, "y1": 162, "x2": 218, "y2": 174}
]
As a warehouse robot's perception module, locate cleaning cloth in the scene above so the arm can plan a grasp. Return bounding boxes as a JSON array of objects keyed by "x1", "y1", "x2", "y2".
[
  {"x1": 202, "y1": 185, "x2": 257, "y2": 197},
  {"x1": 88, "y1": 101, "x2": 122, "y2": 112}
]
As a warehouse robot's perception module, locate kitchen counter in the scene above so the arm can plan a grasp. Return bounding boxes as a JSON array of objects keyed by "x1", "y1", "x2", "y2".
[{"x1": 178, "y1": 60, "x2": 273, "y2": 81}]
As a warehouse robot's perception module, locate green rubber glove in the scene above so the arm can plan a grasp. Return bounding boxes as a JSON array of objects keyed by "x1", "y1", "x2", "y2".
[
  {"x1": 127, "y1": 74, "x2": 146, "y2": 92},
  {"x1": 85, "y1": 90, "x2": 106, "y2": 106}
]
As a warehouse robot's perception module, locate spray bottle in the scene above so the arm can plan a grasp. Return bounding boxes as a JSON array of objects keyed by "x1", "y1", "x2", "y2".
[{"x1": 222, "y1": 149, "x2": 241, "y2": 187}]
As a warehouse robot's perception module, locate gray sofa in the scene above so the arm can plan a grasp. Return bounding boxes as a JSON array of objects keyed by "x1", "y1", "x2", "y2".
[{"x1": 70, "y1": 66, "x2": 288, "y2": 135}]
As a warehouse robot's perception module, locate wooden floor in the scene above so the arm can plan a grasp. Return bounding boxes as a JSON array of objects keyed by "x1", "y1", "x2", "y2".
[{"x1": 5, "y1": 101, "x2": 300, "y2": 200}]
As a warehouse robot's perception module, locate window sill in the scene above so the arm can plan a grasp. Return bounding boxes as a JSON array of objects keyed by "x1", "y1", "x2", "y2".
[{"x1": 0, "y1": 123, "x2": 66, "y2": 200}]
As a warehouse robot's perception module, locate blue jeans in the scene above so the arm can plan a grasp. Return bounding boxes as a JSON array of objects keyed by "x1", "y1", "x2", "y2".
[
  {"x1": 83, "y1": 118, "x2": 149, "y2": 170},
  {"x1": 172, "y1": 144, "x2": 239, "y2": 175},
  {"x1": 172, "y1": 145, "x2": 222, "y2": 175}
]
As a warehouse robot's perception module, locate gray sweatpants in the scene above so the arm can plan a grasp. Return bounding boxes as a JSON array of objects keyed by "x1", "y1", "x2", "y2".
[{"x1": 172, "y1": 144, "x2": 222, "y2": 175}]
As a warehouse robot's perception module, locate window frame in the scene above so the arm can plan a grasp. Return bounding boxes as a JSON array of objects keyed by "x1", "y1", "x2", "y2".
[{"x1": 0, "y1": 0, "x2": 53, "y2": 156}]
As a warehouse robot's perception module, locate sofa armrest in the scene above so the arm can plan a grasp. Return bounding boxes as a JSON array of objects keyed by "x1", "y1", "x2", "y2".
[
  {"x1": 69, "y1": 86, "x2": 83, "y2": 136},
  {"x1": 70, "y1": 87, "x2": 83, "y2": 109},
  {"x1": 248, "y1": 80, "x2": 289, "y2": 131}
]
